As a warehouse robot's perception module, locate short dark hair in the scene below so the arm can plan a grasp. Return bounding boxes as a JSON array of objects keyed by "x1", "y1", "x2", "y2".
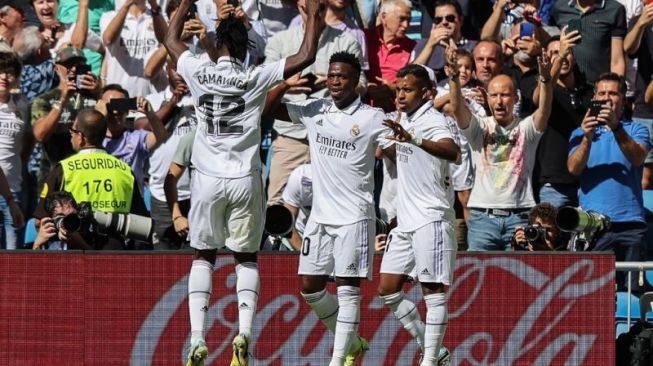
[
  {"x1": 329, "y1": 51, "x2": 362, "y2": 75},
  {"x1": 215, "y1": 17, "x2": 250, "y2": 62},
  {"x1": 102, "y1": 84, "x2": 129, "y2": 98},
  {"x1": 165, "y1": 0, "x2": 182, "y2": 18},
  {"x1": 474, "y1": 39, "x2": 504, "y2": 63},
  {"x1": 528, "y1": 202, "x2": 557, "y2": 225},
  {"x1": 435, "y1": 0, "x2": 463, "y2": 18},
  {"x1": 76, "y1": 108, "x2": 107, "y2": 146},
  {"x1": 544, "y1": 35, "x2": 560, "y2": 50},
  {"x1": 595, "y1": 72, "x2": 627, "y2": 96},
  {"x1": 396, "y1": 64, "x2": 433, "y2": 89},
  {"x1": 453, "y1": 49, "x2": 474, "y2": 70},
  {"x1": 44, "y1": 191, "x2": 78, "y2": 217},
  {"x1": 0, "y1": 51, "x2": 22, "y2": 77}
]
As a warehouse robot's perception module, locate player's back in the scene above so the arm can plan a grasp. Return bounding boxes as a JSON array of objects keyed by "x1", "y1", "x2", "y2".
[{"x1": 177, "y1": 51, "x2": 285, "y2": 178}]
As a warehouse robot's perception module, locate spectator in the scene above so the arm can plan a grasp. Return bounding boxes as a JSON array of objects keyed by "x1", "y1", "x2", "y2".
[
  {"x1": 14, "y1": 26, "x2": 58, "y2": 103},
  {"x1": 32, "y1": 190, "x2": 91, "y2": 250},
  {"x1": 264, "y1": 0, "x2": 365, "y2": 204},
  {"x1": 138, "y1": 61, "x2": 196, "y2": 250},
  {"x1": 257, "y1": 0, "x2": 300, "y2": 37},
  {"x1": 31, "y1": 46, "x2": 100, "y2": 189},
  {"x1": 449, "y1": 47, "x2": 555, "y2": 251},
  {"x1": 281, "y1": 163, "x2": 313, "y2": 251},
  {"x1": 100, "y1": 0, "x2": 166, "y2": 97},
  {"x1": 550, "y1": 0, "x2": 627, "y2": 86},
  {"x1": 96, "y1": 84, "x2": 166, "y2": 191},
  {"x1": 0, "y1": 51, "x2": 32, "y2": 249},
  {"x1": 0, "y1": 1, "x2": 25, "y2": 45},
  {"x1": 34, "y1": 109, "x2": 148, "y2": 250},
  {"x1": 511, "y1": 202, "x2": 567, "y2": 251},
  {"x1": 163, "y1": 129, "x2": 195, "y2": 246},
  {"x1": 434, "y1": 49, "x2": 486, "y2": 116},
  {"x1": 412, "y1": 0, "x2": 478, "y2": 82},
  {"x1": 365, "y1": 0, "x2": 415, "y2": 112},
  {"x1": 625, "y1": 2, "x2": 653, "y2": 189},
  {"x1": 481, "y1": 0, "x2": 540, "y2": 42},
  {"x1": 568, "y1": 72, "x2": 651, "y2": 287},
  {"x1": 533, "y1": 30, "x2": 589, "y2": 207}
]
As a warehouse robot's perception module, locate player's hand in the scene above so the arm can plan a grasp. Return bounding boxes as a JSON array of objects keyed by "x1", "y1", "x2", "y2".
[
  {"x1": 173, "y1": 216, "x2": 189, "y2": 237},
  {"x1": 218, "y1": 3, "x2": 236, "y2": 20},
  {"x1": 283, "y1": 73, "x2": 312, "y2": 94},
  {"x1": 184, "y1": 19, "x2": 207, "y2": 41},
  {"x1": 305, "y1": 0, "x2": 327, "y2": 29},
  {"x1": 375, "y1": 234, "x2": 387, "y2": 252},
  {"x1": 383, "y1": 112, "x2": 413, "y2": 142},
  {"x1": 171, "y1": 83, "x2": 189, "y2": 104},
  {"x1": 234, "y1": 6, "x2": 251, "y2": 29}
]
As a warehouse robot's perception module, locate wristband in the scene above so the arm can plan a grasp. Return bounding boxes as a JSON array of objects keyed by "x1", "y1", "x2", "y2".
[
  {"x1": 410, "y1": 134, "x2": 423, "y2": 146},
  {"x1": 150, "y1": 6, "x2": 161, "y2": 15},
  {"x1": 539, "y1": 75, "x2": 551, "y2": 84},
  {"x1": 52, "y1": 100, "x2": 62, "y2": 111}
]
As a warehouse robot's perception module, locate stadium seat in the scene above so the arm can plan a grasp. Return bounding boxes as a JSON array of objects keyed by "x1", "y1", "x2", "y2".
[
  {"x1": 640, "y1": 292, "x2": 653, "y2": 321},
  {"x1": 643, "y1": 190, "x2": 653, "y2": 215},
  {"x1": 616, "y1": 291, "x2": 640, "y2": 321},
  {"x1": 23, "y1": 218, "x2": 37, "y2": 245},
  {"x1": 616, "y1": 321, "x2": 631, "y2": 338},
  {"x1": 143, "y1": 185, "x2": 151, "y2": 213}
]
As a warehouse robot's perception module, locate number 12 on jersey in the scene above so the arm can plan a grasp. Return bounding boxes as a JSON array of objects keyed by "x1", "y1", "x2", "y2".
[{"x1": 198, "y1": 94, "x2": 246, "y2": 135}]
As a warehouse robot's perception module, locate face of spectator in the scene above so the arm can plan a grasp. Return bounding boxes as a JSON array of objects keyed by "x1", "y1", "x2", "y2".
[
  {"x1": 327, "y1": 62, "x2": 358, "y2": 108},
  {"x1": 594, "y1": 79, "x2": 624, "y2": 117},
  {"x1": 546, "y1": 40, "x2": 575, "y2": 77},
  {"x1": 58, "y1": 58, "x2": 85, "y2": 82},
  {"x1": 487, "y1": 75, "x2": 518, "y2": 125},
  {"x1": 52, "y1": 201, "x2": 77, "y2": 217},
  {"x1": 473, "y1": 42, "x2": 501, "y2": 86},
  {"x1": 101, "y1": 89, "x2": 129, "y2": 127},
  {"x1": 434, "y1": 4, "x2": 462, "y2": 39},
  {"x1": 69, "y1": 119, "x2": 84, "y2": 151},
  {"x1": 328, "y1": 0, "x2": 349, "y2": 11},
  {"x1": 0, "y1": 67, "x2": 17, "y2": 95},
  {"x1": 0, "y1": 6, "x2": 25, "y2": 31},
  {"x1": 456, "y1": 55, "x2": 473, "y2": 87},
  {"x1": 530, "y1": 216, "x2": 559, "y2": 251},
  {"x1": 381, "y1": 3, "x2": 411, "y2": 40},
  {"x1": 33, "y1": 0, "x2": 58, "y2": 28},
  {"x1": 395, "y1": 74, "x2": 430, "y2": 115}
]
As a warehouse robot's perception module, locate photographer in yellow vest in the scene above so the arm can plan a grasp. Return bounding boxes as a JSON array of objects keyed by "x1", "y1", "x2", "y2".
[{"x1": 33, "y1": 109, "x2": 148, "y2": 249}]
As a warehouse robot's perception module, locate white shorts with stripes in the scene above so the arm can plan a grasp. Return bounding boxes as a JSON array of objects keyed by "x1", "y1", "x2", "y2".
[
  {"x1": 298, "y1": 218, "x2": 374, "y2": 279},
  {"x1": 380, "y1": 220, "x2": 456, "y2": 285}
]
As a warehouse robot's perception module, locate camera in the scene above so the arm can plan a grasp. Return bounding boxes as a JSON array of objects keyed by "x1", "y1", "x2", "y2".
[
  {"x1": 52, "y1": 213, "x2": 81, "y2": 233},
  {"x1": 264, "y1": 204, "x2": 294, "y2": 237},
  {"x1": 556, "y1": 206, "x2": 610, "y2": 251},
  {"x1": 78, "y1": 202, "x2": 153, "y2": 242},
  {"x1": 524, "y1": 224, "x2": 547, "y2": 242}
]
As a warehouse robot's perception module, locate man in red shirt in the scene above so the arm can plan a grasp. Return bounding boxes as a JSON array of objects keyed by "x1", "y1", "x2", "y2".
[{"x1": 365, "y1": 0, "x2": 415, "y2": 111}]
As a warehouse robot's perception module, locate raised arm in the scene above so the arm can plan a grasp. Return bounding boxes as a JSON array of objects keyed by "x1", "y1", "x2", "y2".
[
  {"x1": 532, "y1": 27, "x2": 581, "y2": 103},
  {"x1": 480, "y1": 0, "x2": 507, "y2": 41},
  {"x1": 532, "y1": 49, "x2": 555, "y2": 132},
  {"x1": 102, "y1": 0, "x2": 134, "y2": 46},
  {"x1": 164, "y1": 162, "x2": 189, "y2": 238},
  {"x1": 164, "y1": 0, "x2": 191, "y2": 67},
  {"x1": 148, "y1": 0, "x2": 167, "y2": 43},
  {"x1": 136, "y1": 97, "x2": 168, "y2": 150},
  {"x1": 69, "y1": 0, "x2": 89, "y2": 49},
  {"x1": 568, "y1": 113, "x2": 595, "y2": 176},
  {"x1": 446, "y1": 48, "x2": 472, "y2": 129},
  {"x1": 263, "y1": 74, "x2": 311, "y2": 121},
  {"x1": 283, "y1": 0, "x2": 327, "y2": 79}
]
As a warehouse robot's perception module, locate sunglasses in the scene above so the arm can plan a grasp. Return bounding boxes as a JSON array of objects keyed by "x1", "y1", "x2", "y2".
[
  {"x1": 434, "y1": 14, "x2": 456, "y2": 25},
  {"x1": 69, "y1": 127, "x2": 83, "y2": 135}
]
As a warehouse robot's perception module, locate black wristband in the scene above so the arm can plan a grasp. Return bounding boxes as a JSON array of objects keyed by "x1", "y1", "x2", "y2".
[{"x1": 613, "y1": 122, "x2": 623, "y2": 133}]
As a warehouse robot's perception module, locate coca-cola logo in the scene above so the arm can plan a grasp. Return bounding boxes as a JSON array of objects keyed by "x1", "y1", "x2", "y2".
[{"x1": 130, "y1": 256, "x2": 614, "y2": 365}]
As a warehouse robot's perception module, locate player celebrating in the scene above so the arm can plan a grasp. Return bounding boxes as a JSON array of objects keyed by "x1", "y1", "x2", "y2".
[
  {"x1": 264, "y1": 51, "x2": 388, "y2": 366},
  {"x1": 378, "y1": 64, "x2": 461, "y2": 366},
  {"x1": 164, "y1": 0, "x2": 326, "y2": 365}
]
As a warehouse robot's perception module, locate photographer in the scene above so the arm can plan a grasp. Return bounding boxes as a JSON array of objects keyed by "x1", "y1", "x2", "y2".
[
  {"x1": 33, "y1": 191, "x2": 91, "y2": 250},
  {"x1": 512, "y1": 203, "x2": 566, "y2": 251}
]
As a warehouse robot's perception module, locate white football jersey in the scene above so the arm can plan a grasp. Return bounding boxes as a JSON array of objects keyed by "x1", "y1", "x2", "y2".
[
  {"x1": 282, "y1": 164, "x2": 313, "y2": 235},
  {"x1": 177, "y1": 50, "x2": 285, "y2": 178},
  {"x1": 287, "y1": 98, "x2": 388, "y2": 225},
  {"x1": 393, "y1": 102, "x2": 456, "y2": 231}
]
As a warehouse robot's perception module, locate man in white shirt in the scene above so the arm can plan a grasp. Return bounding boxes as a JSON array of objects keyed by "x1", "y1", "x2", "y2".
[
  {"x1": 377, "y1": 64, "x2": 461, "y2": 366},
  {"x1": 281, "y1": 163, "x2": 313, "y2": 250},
  {"x1": 264, "y1": 51, "x2": 388, "y2": 366},
  {"x1": 448, "y1": 47, "x2": 555, "y2": 251},
  {"x1": 164, "y1": 0, "x2": 326, "y2": 365}
]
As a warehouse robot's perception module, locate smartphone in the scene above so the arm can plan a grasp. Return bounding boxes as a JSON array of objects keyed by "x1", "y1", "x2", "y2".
[
  {"x1": 108, "y1": 98, "x2": 138, "y2": 113},
  {"x1": 519, "y1": 22, "x2": 534, "y2": 38},
  {"x1": 588, "y1": 100, "x2": 606, "y2": 118},
  {"x1": 187, "y1": 3, "x2": 197, "y2": 19},
  {"x1": 567, "y1": 18, "x2": 582, "y2": 35},
  {"x1": 227, "y1": 0, "x2": 239, "y2": 6},
  {"x1": 75, "y1": 64, "x2": 91, "y2": 88},
  {"x1": 302, "y1": 72, "x2": 324, "y2": 94}
]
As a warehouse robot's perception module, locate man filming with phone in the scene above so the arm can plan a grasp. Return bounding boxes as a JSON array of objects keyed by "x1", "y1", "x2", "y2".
[{"x1": 568, "y1": 72, "x2": 651, "y2": 290}]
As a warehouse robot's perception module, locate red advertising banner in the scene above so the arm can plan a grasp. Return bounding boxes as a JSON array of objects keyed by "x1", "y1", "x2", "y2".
[{"x1": 0, "y1": 252, "x2": 614, "y2": 365}]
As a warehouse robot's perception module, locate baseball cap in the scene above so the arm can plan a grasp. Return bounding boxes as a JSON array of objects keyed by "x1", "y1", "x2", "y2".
[
  {"x1": 0, "y1": 0, "x2": 24, "y2": 13},
  {"x1": 54, "y1": 46, "x2": 86, "y2": 64}
]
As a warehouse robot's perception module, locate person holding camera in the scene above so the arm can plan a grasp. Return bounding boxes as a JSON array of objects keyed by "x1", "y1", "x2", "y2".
[
  {"x1": 512, "y1": 203, "x2": 566, "y2": 251},
  {"x1": 33, "y1": 109, "x2": 148, "y2": 250},
  {"x1": 33, "y1": 190, "x2": 91, "y2": 250},
  {"x1": 568, "y1": 73, "x2": 651, "y2": 282},
  {"x1": 31, "y1": 47, "x2": 100, "y2": 188}
]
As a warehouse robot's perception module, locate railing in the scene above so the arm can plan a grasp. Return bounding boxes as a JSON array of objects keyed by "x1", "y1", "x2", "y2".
[{"x1": 615, "y1": 262, "x2": 653, "y2": 327}]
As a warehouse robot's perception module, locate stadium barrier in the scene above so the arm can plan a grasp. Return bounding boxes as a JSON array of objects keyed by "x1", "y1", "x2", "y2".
[{"x1": 0, "y1": 252, "x2": 614, "y2": 365}]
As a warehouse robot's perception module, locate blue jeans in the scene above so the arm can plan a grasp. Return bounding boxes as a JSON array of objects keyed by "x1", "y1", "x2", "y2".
[
  {"x1": 467, "y1": 208, "x2": 530, "y2": 251},
  {"x1": 538, "y1": 183, "x2": 579, "y2": 208},
  {"x1": 0, "y1": 191, "x2": 23, "y2": 249}
]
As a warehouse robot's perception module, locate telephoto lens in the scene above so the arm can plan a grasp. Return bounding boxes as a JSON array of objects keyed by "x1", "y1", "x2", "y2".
[{"x1": 52, "y1": 213, "x2": 81, "y2": 232}]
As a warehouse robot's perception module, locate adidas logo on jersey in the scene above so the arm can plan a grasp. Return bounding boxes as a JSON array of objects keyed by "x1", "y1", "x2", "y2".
[
  {"x1": 420, "y1": 268, "x2": 430, "y2": 275},
  {"x1": 316, "y1": 119, "x2": 323, "y2": 126},
  {"x1": 239, "y1": 303, "x2": 251, "y2": 310},
  {"x1": 346, "y1": 263, "x2": 358, "y2": 273},
  {"x1": 201, "y1": 305, "x2": 209, "y2": 313}
]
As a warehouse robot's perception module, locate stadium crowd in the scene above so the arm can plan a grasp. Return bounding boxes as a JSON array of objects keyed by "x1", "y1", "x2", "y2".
[{"x1": 0, "y1": 0, "x2": 650, "y2": 260}]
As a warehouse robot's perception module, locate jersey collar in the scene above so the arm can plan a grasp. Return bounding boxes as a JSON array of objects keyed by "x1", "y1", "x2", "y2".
[
  {"x1": 328, "y1": 97, "x2": 362, "y2": 115},
  {"x1": 78, "y1": 147, "x2": 106, "y2": 154},
  {"x1": 406, "y1": 101, "x2": 433, "y2": 123},
  {"x1": 216, "y1": 56, "x2": 245, "y2": 68}
]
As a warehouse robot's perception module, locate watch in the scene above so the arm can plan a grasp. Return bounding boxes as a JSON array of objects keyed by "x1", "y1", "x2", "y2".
[
  {"x1": 539, "y1": 75, "x2": 551, "y2": 84},
  {"x1": 51, "y1": 100, "x2": 62, "y2": 111}
]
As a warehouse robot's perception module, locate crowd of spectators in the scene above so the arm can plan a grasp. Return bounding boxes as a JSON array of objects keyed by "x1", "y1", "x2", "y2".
[{"x1": 0, "y1": 0, "x2": 651, "y2": 261}]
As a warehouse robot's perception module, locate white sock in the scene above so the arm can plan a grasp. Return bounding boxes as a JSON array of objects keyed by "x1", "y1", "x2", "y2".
[
  {"x1": 331, "y1": 286, "x2": 360, "y2": 365},
  {"x1": 301, "y1": 288, "x2": 339, "y2": 333},
  {"x1": 422, "y1": 293, "x2": 448, "y2": 366},
  {"x1": 236, "y1": 261, "x2": 260, "y2": 339},
  {"x1": 381, "y1": 291, "x2": 425, "y2": 351},
  {"x1": 188, "y1": 259, "x2": 214, "y2": 344}
]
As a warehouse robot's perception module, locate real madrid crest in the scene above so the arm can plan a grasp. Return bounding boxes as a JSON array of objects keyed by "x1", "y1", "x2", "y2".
[{"x1": 350, "y1": 124, "x2": 360, "y2": 137}]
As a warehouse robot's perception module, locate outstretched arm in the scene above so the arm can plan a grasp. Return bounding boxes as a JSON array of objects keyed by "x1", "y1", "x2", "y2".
[
  {"x1": 283, "y1": 0, "x2": 326, "y2": 79},
  {"x1": 164, "y1": 0, "x2": 192, "y2": 67}
]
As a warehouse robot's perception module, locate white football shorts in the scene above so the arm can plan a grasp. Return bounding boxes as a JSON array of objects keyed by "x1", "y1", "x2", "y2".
[
  {"x1": 380, "y1": 220, "x2": 456, "y2": 285},
  {"x1": 298, "y1": 218, "x2": 375, "y2": 279},
  {"x1": 188, "y1": 171, "x2": 264, "y2": 252}
]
